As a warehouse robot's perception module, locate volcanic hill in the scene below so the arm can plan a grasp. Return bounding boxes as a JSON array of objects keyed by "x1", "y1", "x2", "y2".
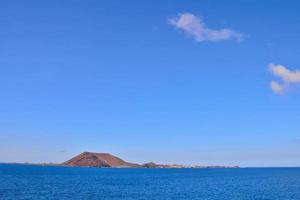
[
  {"x1": 62, "y1": 152, "x2": 239, "y2": 168},
  {"x1": 63, "y1": 152, "x2": 139, "y2": 167}
]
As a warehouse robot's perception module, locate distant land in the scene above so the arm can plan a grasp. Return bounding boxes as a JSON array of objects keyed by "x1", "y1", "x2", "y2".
[
  {"x1": 63, "y1": 152, "x2": 239, "y2": 168},
  {"x1": 5, "y1": 152, "x2": 239, "y2": 168}
]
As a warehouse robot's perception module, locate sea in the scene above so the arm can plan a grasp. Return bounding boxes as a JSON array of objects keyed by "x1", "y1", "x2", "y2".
[{"x1": 0, "y1": 164, "x2": 300, "y2": 200}]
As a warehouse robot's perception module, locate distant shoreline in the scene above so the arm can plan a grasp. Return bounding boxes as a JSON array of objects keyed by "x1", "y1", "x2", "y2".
[
  {"x1": 2, "y1": 163, "x2": 300, "y2": 168},
  {"x1": 0, "y1": 162, "x2": 240, "y2": 169}
]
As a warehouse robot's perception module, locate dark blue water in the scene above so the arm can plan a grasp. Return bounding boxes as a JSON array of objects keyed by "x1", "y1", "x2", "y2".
[{"x1": 0, "y1": 164, "x2": 300, "y2": 200}]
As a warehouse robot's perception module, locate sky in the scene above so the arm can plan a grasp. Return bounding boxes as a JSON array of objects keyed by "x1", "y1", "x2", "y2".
[{"x1": 0, "y1": 0, "x2": 300, "y2": 167}]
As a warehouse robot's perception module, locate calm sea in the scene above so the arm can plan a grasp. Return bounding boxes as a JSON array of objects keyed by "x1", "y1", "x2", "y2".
[{"x1": 0, "y1": 164, "x2": 300, "y2": 200}]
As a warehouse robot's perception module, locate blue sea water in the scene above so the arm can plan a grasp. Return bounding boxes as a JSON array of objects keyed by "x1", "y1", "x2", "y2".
[{"x1": 0, "y1": 164, "x2": 300, "y2": 200}]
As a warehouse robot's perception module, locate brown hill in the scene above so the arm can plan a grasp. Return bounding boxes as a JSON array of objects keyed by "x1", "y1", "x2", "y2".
[
  {"x1": 62, "y1": 152, "x2": 239, "y2": 168},
  {"x1": 63, "y1": 152, "x2": 139, "y2": 167}
]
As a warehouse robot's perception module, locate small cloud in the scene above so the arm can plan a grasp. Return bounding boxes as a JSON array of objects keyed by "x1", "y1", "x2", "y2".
[
  {"x1": 168, "y1": 13, "x2": 243, "y2": 42},
  {"x1": 269, "y1": 64, "x2": 300, "y2": 83},
  {"x1": 270, "y1": 81, "x2": 286, "y2": 94},
  {"x1": 269, "y1": 63, "x2": 300, "y2": 94}
]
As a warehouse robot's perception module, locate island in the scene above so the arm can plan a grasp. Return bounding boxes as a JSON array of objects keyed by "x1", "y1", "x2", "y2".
[{"x1": 61, "y1": 152, "x2": 239, "y2": 168}]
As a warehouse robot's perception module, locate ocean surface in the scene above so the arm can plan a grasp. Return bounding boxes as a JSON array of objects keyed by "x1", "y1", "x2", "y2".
[{"x1": 0, "y1": 164, "x2": 300, "y2": 200}]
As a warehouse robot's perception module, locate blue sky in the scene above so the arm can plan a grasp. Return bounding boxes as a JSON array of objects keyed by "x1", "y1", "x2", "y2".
[{"x1": 1, "y1": 0, "x2": 300, "y2": 167}]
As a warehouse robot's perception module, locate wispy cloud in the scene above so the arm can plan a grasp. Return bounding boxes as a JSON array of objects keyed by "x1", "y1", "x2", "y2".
[
  {"x1": 168, "y1": 13, "x2": 243, "y2": 42},
  {"x1": 269, "y1": 63, "x2": 300, "y2": 94},
  {"x1": 270, "y1": 81, "x2": 285, "y2": 94}
]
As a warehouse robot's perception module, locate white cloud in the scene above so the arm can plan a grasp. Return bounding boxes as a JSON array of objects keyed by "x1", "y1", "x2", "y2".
[
  {"x1": 269, "y1": 64, "x2": 300, "y2": 83},
  {"x1": 270, "y1": 81, "x2": 285, "y2": 94},
  {"x1": 168, "y1": 13, "x2": 243, "y2": 42},
  {"x1": 269, "y1": 63, "x2": 300, "y2": 94}
]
